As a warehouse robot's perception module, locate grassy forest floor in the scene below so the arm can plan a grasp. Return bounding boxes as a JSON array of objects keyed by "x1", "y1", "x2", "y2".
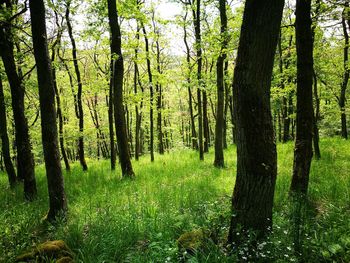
[{"x1": 1, "y1": 138, "x2": 350, "y2": 262}]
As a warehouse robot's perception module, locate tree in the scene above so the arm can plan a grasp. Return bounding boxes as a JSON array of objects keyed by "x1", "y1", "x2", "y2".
[
  {"x1": 228, "y1": 0, "x2": 284, "y2": 242},
  {"x1": 0, "y1": 0, "x2": 37, "y2": 200},
  {"x1": 0, "y1": 72, "x2": 16, "y2": 187},
  {"x1": 65, "y1": 0, "x2": 88, "y2": 171},
  {"x1": 107, "y1": 0, "x2": 135, "y2": 177},
  {"x1": 290, "y1": 0, "x2": 314, "y2": 195},
  {"x1": 192, "y1": 0, "x2": 204, "y2": 160},
  {"x1": 29, "y1": 0, "x2": 67, "y2": 220},
  {"x1": 214, "y1": 0, "x2": 228, "y2": 168},
  {"x1": 339, "y1": 0, "x2": 350, "y2": 140}
]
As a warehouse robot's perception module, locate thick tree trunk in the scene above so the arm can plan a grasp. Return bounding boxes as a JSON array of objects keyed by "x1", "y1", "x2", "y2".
[
  {"x1": 290, "y1": 0, "x2": 314, "y2": 195},
  {"x1": 0, "y1": 74, "x2": 16, "y2": 187},
  {"x1": 228, "y1": 0, "x2": 283, "y2": 243},
  {"x1": 29, "y1": 0, "x2": 67, "y2": 220},
  {"x1": 107, "y1": 0, "x2": 134, "y2": 177},
  {"x1": 65, "y1": 4, "x2": 88, "y2": 171},
  {"x1": 192, "y1": 0, "x2": 204, "y2": 160},
  {"x1": 214, "y1": 0, "x2": 227, "y2": 168},
  {"x1": 0, "y1": 7, "x2": 37, "y2": 200}
]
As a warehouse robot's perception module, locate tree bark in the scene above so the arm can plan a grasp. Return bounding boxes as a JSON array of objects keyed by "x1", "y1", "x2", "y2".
[
  {"x1": 228, "y1": 0, "x2": 283, "y2": 243},
  {"x1": 339, "y1": 2, "x2": 350, "y2": 140},
  {"x1": 214, "y1": 0, "x2": 227, "y2": 168},
  {"x1": 141, "y1": 23, "x2": 155, "y2": 162},
  {"x1": 192, "y1": 0, "x2": 204, "y2": 160},
  {"x1": 290, "y1": 0, "x2": 314, "y2": 195},
  {"x1": 0, "y1": 73, "x2": 16, "y2": 187},
  {"x1": 183, "y1": 11, "x2": 198, "y2": 150},
  {"x1": 65, "y1": 3, "x2": 88, "y2": 170},
  {"x1": 51, "y1": 14, "x2": 70, "y2": 171},
  {"x1": 29, "y1": 0, "x2": 67, "y2": 220},
  {"x1": 107, "y1": 0, "x2": 134, "y2": 177},
  {"x1": 0, "y1": 2, "x2": 37, "y2": 200}
]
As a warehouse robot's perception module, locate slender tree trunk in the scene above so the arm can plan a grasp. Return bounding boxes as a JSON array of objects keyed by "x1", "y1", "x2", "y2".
[
  {"x1": 312, "y1": 71, "x2": 321, "y2": 159},
  {"x1": 142, "y1": 24, "x2": 155, "y2": 162},
  {"x1": 0, "y1": 5, "x2": 36, "y2": 200},
  {"x1": 339, "y1": 3, "x2": 350, "y2": 140},
  {"x1": 29, "y1": 0, "x2": 67, "y2": 220},
  {"x1": 183, "y1": 12, "x2": 198, "y2": 149},
  {"x1": 0, "y1": 74, "x2": 16, "y2": 187},
  {"x1": 51, "y1": 17, "x2": 70, "y2": 171},
  {"x1": 192, "y1": 0, "x2": 204, "y2": 160},
  {"x1": 107, "y1": 0, "x2": 134, "y2": 177},
  {"x1": 228, "y1": 0, "x2": 284, "y2": 243},
  {"x1": 311, "y1": 0, "x2": 321, "y2": 159},
  {"x1": 290, "y1": 0, "x2": 314, "y2": 195},
  {"x1": 203, "y1": 90, "x2": 209, "y2": 152},
  {"x1": 223, "y1": 61, "x2": 229, "y2": 149},
  {"x1": 65, "y1": 3, "x2": 88, "y2": 170},
  {"x1": 108, "y1": 60, "x2": 116, "y2": 169},
  {"x1": 214, "y1": 0, "x2": 227, "y2": 167}
]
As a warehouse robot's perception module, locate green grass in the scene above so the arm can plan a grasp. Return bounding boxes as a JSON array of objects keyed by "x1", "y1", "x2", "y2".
[{"x1": 1, "y1": 138, "x2": 350, "y2": 262}]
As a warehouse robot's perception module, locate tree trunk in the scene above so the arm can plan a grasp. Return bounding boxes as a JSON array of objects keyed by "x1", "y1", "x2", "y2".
[
  {"x1": 0, "y1": 74, "x2": 16, "y2": 187},
  {"x1": 108, "y1": 59, "x2": 116, "y2": 169},
  {"x1": 183, "y1": 11, "x2": 198, "y2": 150},
  {"x1": 65, "y1": 3, "x2": 88, "y2": 171},
  {"x1": 312, "y1": 71, "x2": 321, "y2": 159},
  {"x1": 0, "y1": 4, "x2": 37, "y2": 200},
  {"x1": 339, "y1": 3, "x2": 350, "y2": 140},
  {"x1": 141, "y1": 23, "x2": 155, "y2": 162},
  {"x1": 214, "y1": 0, "x2": 227, "y2": 168},
  {"x1": 107, "y1": 0, "x2": 134, "y2": 177},
  {"x1": 228, "y1": 0, "x2": 283, "y2": 243},
  {"x1": 51, "y1": 16, "x2": 70, "y2": 171},
  {"x1": 29, "y1": 0, "x2": 67, "y2": 220},
  {"x1": 223, "y1": 61, "x2": 229, "y2": 149},
  {"x1": 290, "y1": 0, "x2": 314, "y2": 195},
  {"x1": 192, "y1": 0, "x2": 204, "y2": 160}
]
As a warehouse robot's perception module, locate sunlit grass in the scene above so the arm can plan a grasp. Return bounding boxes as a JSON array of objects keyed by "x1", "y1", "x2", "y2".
[{"x1": 1, "y1": 138, "x2": 350, "y2": 262}]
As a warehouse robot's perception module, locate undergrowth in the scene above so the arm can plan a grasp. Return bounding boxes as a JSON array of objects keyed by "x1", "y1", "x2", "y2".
[{"x1": 1, "y1": 138, "x2": 350, "y2": 262}]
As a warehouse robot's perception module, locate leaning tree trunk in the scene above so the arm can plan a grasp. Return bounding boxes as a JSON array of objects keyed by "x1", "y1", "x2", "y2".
[
  {"x1": 290, "y1": 0, "x2": 314, "y2": 195},
  {"x1": 107, "y1": 0, "x2": 134, "y2": 177},
  {"x1": 214, "y1": 0, "x2": 228, "y2": 168},
  {"x1": 29, "y1": 0, "x2": 67, "y2": 220},
  {"x1": 65, "y1": 4, "x2": 88, "y2": 171},
  {"x1": 0, "y1": 74, "x2": 16, "y2": 187},
  {"x1": 227, "y1": 0, "x2": 284, "y2": 243},
  {"x1": 0, "y1": 9, "x2": 37, "y2": 200}
]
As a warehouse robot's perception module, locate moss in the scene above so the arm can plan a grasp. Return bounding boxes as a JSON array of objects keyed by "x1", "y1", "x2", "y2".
[
  {"x1": 16, "y1": 240, "x2": 73, "y2": 262},
  {"x1": 57, "y1": 256, "x2": 74, "y2": 263},
  {"x1": 177, "y1": 229, "x2": 205, "y2": 253}
]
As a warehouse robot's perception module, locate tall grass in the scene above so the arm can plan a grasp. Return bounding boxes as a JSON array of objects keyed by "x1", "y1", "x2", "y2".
[{"x1": 1, "y1": 138, "x2": 350, "y2": 262}]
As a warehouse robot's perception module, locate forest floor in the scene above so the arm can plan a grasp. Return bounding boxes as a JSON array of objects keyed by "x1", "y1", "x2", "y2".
[{"x1": 1, "y1": 138, "x2": 350, "y2": 262}]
